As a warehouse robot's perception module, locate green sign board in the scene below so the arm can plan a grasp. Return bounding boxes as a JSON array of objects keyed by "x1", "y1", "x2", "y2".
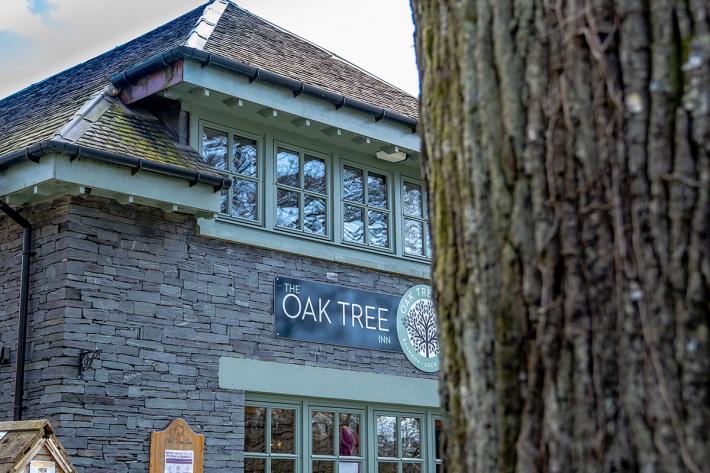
[{"x1": 396, "y1": 285, "x2": 440, "y2": 372}]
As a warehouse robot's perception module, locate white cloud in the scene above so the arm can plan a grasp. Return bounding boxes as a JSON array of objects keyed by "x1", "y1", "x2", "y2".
[{"x1": 0, "y1": 0, "x2": 419, "y2": 99}]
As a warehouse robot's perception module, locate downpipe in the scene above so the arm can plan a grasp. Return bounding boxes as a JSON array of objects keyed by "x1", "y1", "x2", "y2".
[{"x1": 0, "y1": 200, "x2": 32, "y2": 421}]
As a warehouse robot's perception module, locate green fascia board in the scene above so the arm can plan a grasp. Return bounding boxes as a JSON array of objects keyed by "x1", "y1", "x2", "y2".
[
  {"x1": 219, "y1": 357, "x2": 440, "y2": 408},
  {"x1": 182, "y1": 59, "x2": 420, "y2": 152},
  {"x1": 0, "y1": 153, "x2": 221, "y2": 213},
  {"x1": 197, "y1": 217, "x2": 431, "y2": 279}
]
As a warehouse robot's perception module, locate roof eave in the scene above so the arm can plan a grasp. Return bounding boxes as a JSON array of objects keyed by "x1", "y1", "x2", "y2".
[
  {"x1": 0, "y1": 139, "x2": 230, "y2": 192},
  {"x1": 110, "y1": 46, "x2": 419, "y2": 133}
]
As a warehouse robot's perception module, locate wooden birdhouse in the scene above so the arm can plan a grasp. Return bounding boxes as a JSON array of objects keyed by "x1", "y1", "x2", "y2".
[{"x1": 0, "y1": 420, "x2": 76, "y2": 473}]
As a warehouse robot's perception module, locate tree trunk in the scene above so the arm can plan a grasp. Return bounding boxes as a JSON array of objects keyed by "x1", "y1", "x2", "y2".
[{"x1": 411, "y1": 1, "x2": 709, "y2": 472}]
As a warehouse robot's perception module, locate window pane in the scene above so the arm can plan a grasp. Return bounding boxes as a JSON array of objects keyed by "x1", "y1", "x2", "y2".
[
  {"x1": 339, "y1": 413, "x2": 361, "y2": 456},
  {"x1": 368, "y1": 210, "x2": 389, "y2": 248},
  {"x1": 304, "y1": 195, "x2": 327, "y2": 235},
  {"x1": 272, "y1": 459, "x2": 296, "y2": 473},
  {"x1": 435, "y1": 419, "x2": 444, "y2": 460},
  {"x1": 271, "y1": 408, "x2": 296, "y2": 454},
  {"x1": 245, "y1": 406, "x2": 266, "y2": 453},
  {"x1": 245, "y1": 457, "x2": 266, "y2": 473},
  {"x1": 233, "y1": 135, "x2": 258, "y2": 177},
  {"x1": 277, "y1": 188, "x2": 300, "y2": 229},
  {"x1": 401, "y1": 417, "x2": 421, "y2": 458},
  {"x1": 368, "y1": 173, "x2": 388, "y2": 208},
  {"x1": 312, "y1": 411, "x2": 335, "y2": 455},
  {"x1": 436, "y1": 464, "x2": 444, "y2": 473},
  {"x1": 232, "y1": 179, "x2": 257, "y2": 221},
  {"x1": 403, "y1": 464, "x2": 422, "y2": 473},
  {"x1": 304, "y1": 156, "x2": 327, "y2": 194},
  {"x1": 425, "y1": 225, "x2": 432, "y2": 258},
  {"x1": 339, "y1": 462, "x2": 361, "y2": 473},
  {"x1": 313, "y1": 461, "x2": 335, "y2": 473},
  {"x1": 404, "y1": 219, "x2": 424, "y2": 256},
  {"x1": 276, "y1": 149, "x2": 300, "y2": 187},
  {"x1": 377, "y1": 463, "x2": 397, "y2": 473},
  {"x1": 201, "y1": 127, "x2": 228, "y2": 171},
  {"x1": 403, "y1": 182, "x2": 423, "y2": 217},
  {"x1": 343, "y1": 166, "x2": 364, "y2": 202},
  {"x1": 344, "y1": 205, "x2": 365, "y2": 244},
  {"x1": 376, "y1": 415, "x2": 397, "y2": 457},
  {"x1": 220, "y1": 187, "x2": 229, "y2": 214}
]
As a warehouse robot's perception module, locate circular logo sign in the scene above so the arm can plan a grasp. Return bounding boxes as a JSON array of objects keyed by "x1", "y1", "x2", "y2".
[{"x1": 397, "y1": 285, "x2": 440, "y2": 372}]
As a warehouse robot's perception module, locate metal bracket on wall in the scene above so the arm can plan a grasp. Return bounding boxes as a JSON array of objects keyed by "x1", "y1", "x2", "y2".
[
  {"x1": 0, "y1": 346, "x2": 10, "y2": 365},
  {"x1": 78, "y1": 349, "x2": 101, "y2": 379}
]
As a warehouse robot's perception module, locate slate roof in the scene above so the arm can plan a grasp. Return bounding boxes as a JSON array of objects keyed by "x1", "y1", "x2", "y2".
[{"x1": 0, "y1": 0, "x2": 418, "y2": 174}]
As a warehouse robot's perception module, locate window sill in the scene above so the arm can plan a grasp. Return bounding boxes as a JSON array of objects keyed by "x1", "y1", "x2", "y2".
[{"x1": 197, "y1": 218, "x2": 430, "y2": 279}]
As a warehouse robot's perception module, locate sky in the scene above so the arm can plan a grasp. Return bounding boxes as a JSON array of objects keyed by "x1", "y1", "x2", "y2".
[{"x1": 0, "y1": 0, "x2": 420, "y2": 100}]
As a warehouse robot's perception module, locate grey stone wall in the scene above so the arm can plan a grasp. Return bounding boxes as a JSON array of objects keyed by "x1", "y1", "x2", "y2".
[
  {"x1": 1, "y1": 198, "x2": 73, "y2": 425},
  {"x1": 1, "y1": 195, "x2": 431, "y2": 472}
]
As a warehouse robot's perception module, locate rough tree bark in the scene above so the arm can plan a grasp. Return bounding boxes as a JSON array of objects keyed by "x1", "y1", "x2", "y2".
[{"x1": 411, "y1": 1, "x2": 709, "y2": 472}]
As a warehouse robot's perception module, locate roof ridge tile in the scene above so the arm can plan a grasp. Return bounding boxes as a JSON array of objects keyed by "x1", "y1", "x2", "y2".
[
  {"x1": 54, "y1": 87, "x2": 115, "y2": 143},
  {"x1": 185, "y1": 0, "x2": 229, "y2": 50}
]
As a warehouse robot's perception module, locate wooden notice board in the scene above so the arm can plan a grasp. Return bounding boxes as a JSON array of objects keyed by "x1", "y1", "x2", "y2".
[{"x1": 149, "y1": 418, "x2": 204, "y2": 473}]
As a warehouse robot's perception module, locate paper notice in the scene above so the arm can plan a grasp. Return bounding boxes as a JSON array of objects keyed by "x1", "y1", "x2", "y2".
[
  {"x1": 165, "y1": 449, "x2": 194, "y2": 473},
  {"x1": 29, "y1": 461, "x2": 56, "y2": 473}
]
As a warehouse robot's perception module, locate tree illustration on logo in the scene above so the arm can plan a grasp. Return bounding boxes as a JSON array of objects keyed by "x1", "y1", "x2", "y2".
[{"x1": 404, "y1": 299, "x2": 439, "y2": 358}]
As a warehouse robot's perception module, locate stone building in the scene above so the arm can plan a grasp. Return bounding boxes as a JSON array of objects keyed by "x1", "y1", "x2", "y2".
[{"x1": 0, "y1": 1, "x2": 441, "y2": 472}]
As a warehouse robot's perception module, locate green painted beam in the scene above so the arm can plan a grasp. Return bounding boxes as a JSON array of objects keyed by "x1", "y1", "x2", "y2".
[
  {"x1": 219, "y1": 357, "x2": 440, "y2": 408},
  {"x1": 198, "y1": 218, "x2": 431, "y2": 279}
]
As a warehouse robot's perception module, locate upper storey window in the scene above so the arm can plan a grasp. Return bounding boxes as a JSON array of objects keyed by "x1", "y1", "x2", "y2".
[
  {"x1": 201, "y1": 125, "x2": 261, "y2": 223},
  {"x1": 275, "y1": 147, "x2": 330, "y2": 237},
  {"x1": 342, "y1": 164, "x2": 391, "y2": 250},
  {"x1": 401, "y1": 180, "x2": 431, "y2": 258}
]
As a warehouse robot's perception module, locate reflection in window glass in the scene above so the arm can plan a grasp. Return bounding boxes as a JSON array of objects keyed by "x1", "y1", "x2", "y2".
[
  {"x1": 378, "y1": 463, "x2": 398, "y2": 473},
  {"x1": 304, "y1": 195, "x2": 327, "y2": 235},
  {"x1": 276, "y1": 149, "x2": 300, "y2": 187},
  {"x1": 343, "y1": 166, "x2": 364, "y2": 202},
  {"x1": 404, "y1": 219, "x2": 424, "y2": 256},
  {"x1": 342, "y1": 166, "x2": 390, "y2": 249},
  {"x1": 201, "y1": 127, "x2": 228, "y2": 171},
  {"x1": 245, "y1": 406, "x2": 266, "y2": 453},
  {"x1": 276, "y1": 189, "x2": 300, "y2": 229},
  {"x1": 233, "y1": 136, "x2": 258, "y2": 177},
  {"x1": 313, "y1": 461, "x2": 335, "y2": 473},
  {"x1": 402, "y1": 180, "x2": 431, "y2": 258},
  {"x1": 401, "y1": 417, "x2": 421, "y2": 458},
  {"x1": 339, "y1": 413, "x2": 361, "y2": 456},
  {"x1": 275, "y1": 148, "x2": 329, "y2": 236},
  {"x1": 312, "y1": 411, "x2": 335, "y2": 455},
  {"x1": 232, "y1": 179, "x2": 257, "y2": 221},
  {"x1": 368, "y1": 173, "x2": 388, "y2": 208},
  {"x1": 403, "y1": 464, "x2": 422, "y2": 473},
  {"x1": 344, "y1": 205, "x2": 365, "y2": 244},
  {"x1": 377, "y1": 416, "x2": 397, "y2": 457},
  {"x1": 435, "y1": 418, "x2": 444, "y2": 460},
  {"x1": 271, "y1": 459, "x2": 296, "y2": 473},
  {"x1": 220, "y1": 187, "x2": 229, "y2": 214},
  {"x1": 403, "y1": 182, "x2": 423, "y2": 217},
  {"x1": 271, "y1": 408, "x2": 296, "y2": 454},
  {"x1": 368, "y1": 210, "x2": 389, "y2": 248},
  {"x1": 245, "y1": 457, "x2": 266, "y2": 473},
  {"x1": 304, "y1": 156, "x2": 327, "y2": 194}
]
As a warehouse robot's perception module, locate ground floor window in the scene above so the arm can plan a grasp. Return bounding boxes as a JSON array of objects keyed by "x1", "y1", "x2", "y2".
[{"x1": 245, "y1": 397, "x2": 443, "y2": 473}]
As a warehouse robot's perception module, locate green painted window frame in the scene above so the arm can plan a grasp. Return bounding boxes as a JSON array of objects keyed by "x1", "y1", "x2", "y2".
[
  {"x1": 199, "y1": 120, "x2": 264, "y2": 226},
  {"x1": 399, "y1": 178, "x2": 431, "y2": 261},
  {"x1": 273, "y1": 141, "x2": 333, "y2": 240},
  {"x1": 245, "y1": 399, "x2": 303, "y2": 473},
  {"x1": 340, "y1": 160, "x2": 395, "y2": 253},
  {"x1": 373, "y1": 410, "x2": 427, "y2": 473},
  {"x1": 308, "y1": 404, "x2": 367, "y2": 473},
  {"x1": 245, "y1": 394, "x2": 442, "y2": 473}
]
